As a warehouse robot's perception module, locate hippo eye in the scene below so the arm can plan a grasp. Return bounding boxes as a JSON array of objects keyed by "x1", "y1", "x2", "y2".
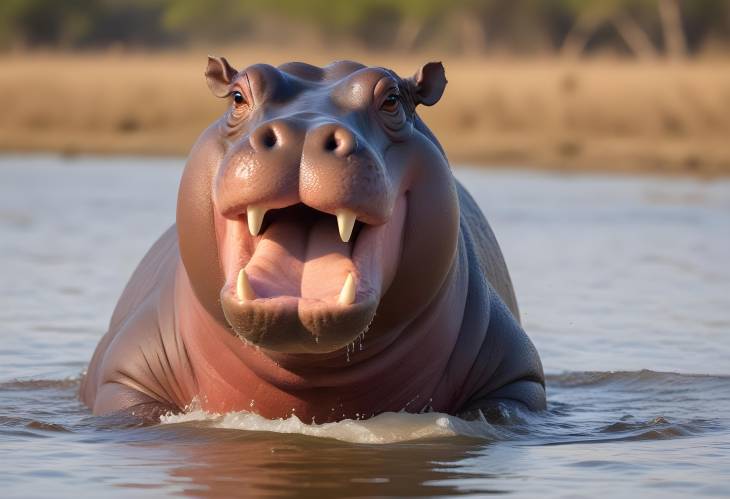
[
  {"x1": 380, "y1": 93, "x2": 399, "y2": 113},
  {"x1": 231, "y1": 91, "x2": 245, "y2": 106}
]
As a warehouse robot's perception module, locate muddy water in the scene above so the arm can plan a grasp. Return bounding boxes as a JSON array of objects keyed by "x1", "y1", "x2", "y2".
[{"x1": 1, "y1": 155, "x2": 729, "y2": 498}]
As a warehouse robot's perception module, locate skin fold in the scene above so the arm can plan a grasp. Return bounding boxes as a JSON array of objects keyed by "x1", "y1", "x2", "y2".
[{"x1": 80, "y1": 58, "x2": 545, "y2": 422}]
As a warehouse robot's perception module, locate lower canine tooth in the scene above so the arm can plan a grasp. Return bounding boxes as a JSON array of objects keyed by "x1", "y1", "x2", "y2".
[
  {"x1": 335, "y1": 209, "x2": 356, "y2": 243},
  {"x1": 338, "y1": 273, "x2": 356, "y2": 305},
  {"x1": 247, "y1": 206, "x2": 267, "y2": 236},
  {"x1": 236, "y1": 268, "x2": 256, "y2": 301}
]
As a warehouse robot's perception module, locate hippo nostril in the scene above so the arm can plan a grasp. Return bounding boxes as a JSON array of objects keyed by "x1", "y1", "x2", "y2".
[
  {"x1": 250, "y1": 125, "x2": 281, "y2": 152},
  {"x1": 324, "y1": 134, "x2": 338, "y2": 152},
  {"x1": 263, "y1": 129, "x2": 277, "y2": 149},
  {"x1": 327, "y1": 128, "x2": 356, "y2": 157}
]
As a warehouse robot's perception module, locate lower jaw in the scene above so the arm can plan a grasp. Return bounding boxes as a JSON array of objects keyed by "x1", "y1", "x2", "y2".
[
  {"x1": 220, "y1": 291, "x2": 379, "y2": 354},
  {"x1": 220, "y1": 222, "x2": 383, "y2": 354}
]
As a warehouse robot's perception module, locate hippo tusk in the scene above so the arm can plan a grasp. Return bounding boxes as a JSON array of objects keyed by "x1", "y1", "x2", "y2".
[
  {"x1": 338, "y1": 273, "x2": 356, "y2": 305},
  {"x1": 336, "y1": 209, "x2": 356, "y2": 243},
  {"x1": 236, "y1": 268, "x2": 256, "y2": 301},
  {"x1": 247, "y1": 206, "x2": 267, "y2": 236}
]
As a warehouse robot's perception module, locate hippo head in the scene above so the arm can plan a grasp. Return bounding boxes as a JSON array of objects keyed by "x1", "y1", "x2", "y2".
[{"x1": 177, "y1": 58, "x2": 458, "y2": 354}]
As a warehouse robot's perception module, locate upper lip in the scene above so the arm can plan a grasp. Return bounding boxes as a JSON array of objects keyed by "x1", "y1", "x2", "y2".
[{"x1": 245, "y1": 204, "x2": 358, "y2": 242}]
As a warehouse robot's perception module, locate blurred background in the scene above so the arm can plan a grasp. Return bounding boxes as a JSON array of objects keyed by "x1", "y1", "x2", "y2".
[
  {"x1": 0, "y1": 0, "x2": 728, "y2": 173},
  {"x1": 1, "y1": 4, "x2": 730, "y2": 496}
]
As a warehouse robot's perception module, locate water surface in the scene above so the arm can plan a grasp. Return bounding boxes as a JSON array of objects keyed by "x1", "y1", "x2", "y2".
[{"x1": 1, "y1": 155, "x2": 729, "y2": 497}]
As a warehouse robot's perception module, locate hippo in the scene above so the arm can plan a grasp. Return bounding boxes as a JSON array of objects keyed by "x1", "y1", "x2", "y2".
[{"x1": 80, "y1": 57, "x2": 545, "y2": 422}]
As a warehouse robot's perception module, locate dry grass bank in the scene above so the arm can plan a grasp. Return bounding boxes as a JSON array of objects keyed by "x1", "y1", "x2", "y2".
[{"x1": 0, "y1": 49, "x2": 729, "y2": 175}]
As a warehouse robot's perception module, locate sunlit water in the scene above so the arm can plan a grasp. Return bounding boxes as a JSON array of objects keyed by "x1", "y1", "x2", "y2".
[{"x1": 1, "y1": 155, "x2": 729, "y2": 498}]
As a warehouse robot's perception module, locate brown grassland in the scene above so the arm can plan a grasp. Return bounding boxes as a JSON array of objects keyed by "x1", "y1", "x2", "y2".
[{"x1": 1, "y1": 48, "x2": 728, "y2": 175}]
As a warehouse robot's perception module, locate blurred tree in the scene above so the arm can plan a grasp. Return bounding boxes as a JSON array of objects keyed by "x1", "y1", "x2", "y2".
[
  {"x1": 558, "y1": 0, "x2": 659, "y2": 58},
  {"x1": 0, "y1": 0, "x2": 727, "y2": 55},
  {"x1": 681, "y1": 0, "x2": 729, "y2": 51},
  {"x1": 92, "y1": 0, "x2": 172, "y2": 47},
  {"x1": 391, "y1": 0, "x2": 451, "y2": 51},
  {"x1": 658, "y1": 0, "x2": 687, "y2": 58},
  {"x1": 162, "y1": 0, "x2": 254, "y2": 42},
  {"x1": 0, "y1": 0, "x2": 94, "y2": 48}
]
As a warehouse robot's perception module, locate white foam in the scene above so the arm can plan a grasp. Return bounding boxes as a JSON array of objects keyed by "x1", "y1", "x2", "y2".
[{"x1": 159, "y1": 408, "x2": 506, "y2": 444}]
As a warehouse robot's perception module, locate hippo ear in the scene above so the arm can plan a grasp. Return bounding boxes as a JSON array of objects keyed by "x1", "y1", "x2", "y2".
[
  {"x1": 206, "y1": 56, "x2": 239, "y2": 98},
  {"x1": 412, "y1": 62, "x2": 447, "y2": 107}
]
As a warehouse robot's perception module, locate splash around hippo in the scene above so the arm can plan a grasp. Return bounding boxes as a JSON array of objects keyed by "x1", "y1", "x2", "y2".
[{"x1": 80, "y1": 57, "x2": 545, "y2": 421}]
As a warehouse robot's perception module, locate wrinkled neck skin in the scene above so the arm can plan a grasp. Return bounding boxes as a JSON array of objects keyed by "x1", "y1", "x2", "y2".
[{"x1": 175, "y1": 120, "x2": 467, "y2": 422}]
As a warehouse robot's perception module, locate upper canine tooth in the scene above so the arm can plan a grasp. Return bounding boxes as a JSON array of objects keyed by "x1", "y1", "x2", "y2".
[
  {"x1": 338, "y1": 273, "x2": 356, "y2": 305},
  {"x1": 335, "y1": 209, "x2": 356, "y2": 243},
  {"x1": 247, "y1": 206, "x2": 267, "y2": 236},
  {"x1": 236, "y1": 268, "x2": 256, "y2": 301}
]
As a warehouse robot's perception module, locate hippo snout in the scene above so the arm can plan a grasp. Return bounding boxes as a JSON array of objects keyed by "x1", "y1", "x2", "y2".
[
  {"x1": 215, "y1": 118, "x2": 392, "y2": 228},
  {"x1": 300, "y1": 123, "x2": 392, "y2": 226}
]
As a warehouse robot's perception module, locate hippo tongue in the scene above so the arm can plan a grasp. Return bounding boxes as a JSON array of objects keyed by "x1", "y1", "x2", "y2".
[{"x1": 244, "y1": 207, "x2": 357, "y2": 302}]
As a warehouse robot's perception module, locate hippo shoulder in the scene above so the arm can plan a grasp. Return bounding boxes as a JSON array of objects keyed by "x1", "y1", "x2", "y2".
[
  {"x1": 455, "y1": 180, "x2": 520, "y2": 321},
  {"x1": 80, "y1": 226, "x2": 193, "y2": 414},
  {"x1": 440, "y1": 181, "x2": 545, "y2": 414}
]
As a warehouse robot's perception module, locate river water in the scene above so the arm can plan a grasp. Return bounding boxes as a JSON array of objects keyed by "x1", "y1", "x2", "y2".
[{"x1": 1, "y1": 155, "x2": 728, "y2": 498}]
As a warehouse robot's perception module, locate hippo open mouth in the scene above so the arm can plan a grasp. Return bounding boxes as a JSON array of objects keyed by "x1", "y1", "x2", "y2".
[{"x1": 215, "y1": 194, "x2": 407, "y2": 353}]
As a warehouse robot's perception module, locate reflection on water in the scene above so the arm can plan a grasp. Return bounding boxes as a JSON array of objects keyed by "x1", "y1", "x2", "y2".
[{"x1": 0, "y1": 155, "x2": 729, "y2": 498}]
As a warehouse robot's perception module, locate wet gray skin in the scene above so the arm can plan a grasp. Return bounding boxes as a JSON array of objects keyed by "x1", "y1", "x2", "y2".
[{"x1": 80, "y1": 58, "x2": 545, "y2": 421}]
